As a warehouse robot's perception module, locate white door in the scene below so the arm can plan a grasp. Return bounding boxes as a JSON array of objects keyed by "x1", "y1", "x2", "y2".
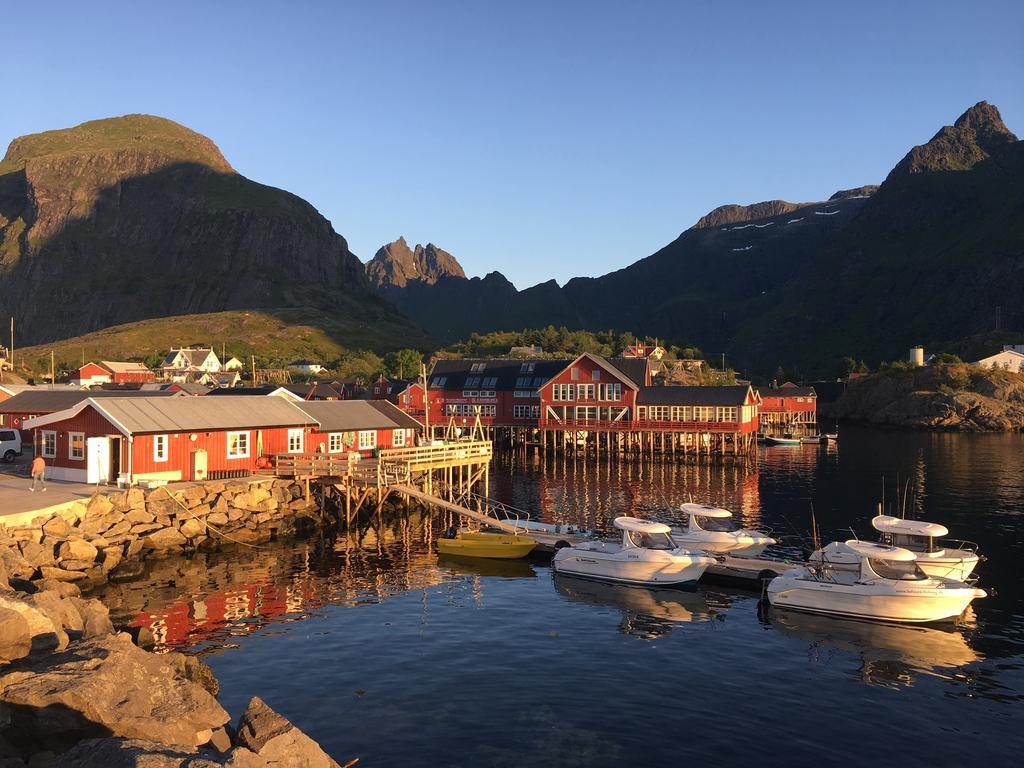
[{"x1": 87, "y1": 437, "x2": 110, "y2": 484}]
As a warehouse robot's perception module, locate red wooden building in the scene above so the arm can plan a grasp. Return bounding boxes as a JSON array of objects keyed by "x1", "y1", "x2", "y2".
[
  {"x1": 76, "y1": 361, "x2": 155, "y2": 387},
  {"x1": 22, "y1": 396, "x2": 424, "y2": 485},
  {"x1": 0, "y1": 389, "x2": 179, "y2": 440},
  {"x1": 756, "y1": 382, "x2": 817, "y2": 436},
  {"x1": 537, "y1": 353, "x2": 760, "y2": 459}
]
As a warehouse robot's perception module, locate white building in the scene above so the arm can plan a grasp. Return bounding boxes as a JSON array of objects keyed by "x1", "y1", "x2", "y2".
[
  {"x1": 290, "y1": 361, "x2": 325, "y2": 375},
  {"x1": 976, "y1": 349, "x2": 1024, "y2": 373}
]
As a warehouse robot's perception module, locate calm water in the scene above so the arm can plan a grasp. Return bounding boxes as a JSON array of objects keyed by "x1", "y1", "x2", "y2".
[{"x1": 95, "y1": 424, "x2": 1024, "y2": 766}]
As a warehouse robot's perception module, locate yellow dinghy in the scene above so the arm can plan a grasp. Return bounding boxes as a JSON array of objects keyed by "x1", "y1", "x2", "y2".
[{"x1": 436, "y1": 531, "x2": 538, "y2": 559}]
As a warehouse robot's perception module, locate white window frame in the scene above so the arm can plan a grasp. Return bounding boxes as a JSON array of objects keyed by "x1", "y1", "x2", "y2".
[
  {"x1": 358, "y1": 430, "x2": 377, "y2": 450},
  {"x1": 41, "y1": 430, "x2": 57, "y2": 459},
  {"x1": 287, "y1": 428, "x2": 304, "y2": 453},
  {"x1": 227, "y1": 430, "x2": 250, "y2": 459},
  {"x1": 69, "y1": 432, "x2": 86, "y2": 461},
  {"x1": 153, "y1": 434, "x2": 168, "y2": 463},
  {"x1": 392, "y1": 429, "x2": 406, "y2": 447},
  {"x1": 328, "y1": 432, "x2": 344, "y2": 453}
]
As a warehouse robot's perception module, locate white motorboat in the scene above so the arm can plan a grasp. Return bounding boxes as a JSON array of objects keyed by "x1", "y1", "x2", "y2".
[
  {"x1": 552, "y1": 517, "x2": 716, "y2": 588},
  {"x1": 767, "y1": 541, "x2": 986, "y2": 624},
  {"x1": 495, "y1": 517, "x2": 592, "y2": 537},
  {"x1": 670, "y1": 503, "x2": 776, "y2": 557},
  {"x1": 811, "y1": 516, "x2": 980, "y2": 581}
]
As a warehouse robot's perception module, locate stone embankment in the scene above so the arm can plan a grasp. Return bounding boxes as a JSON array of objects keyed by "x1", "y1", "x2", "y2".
[
  {"x1": 0, "y1": 477, "x2": 350, "y2": 767},
  {"x1": 0, "y1": 477, "x2": 320, "y2": 594}
]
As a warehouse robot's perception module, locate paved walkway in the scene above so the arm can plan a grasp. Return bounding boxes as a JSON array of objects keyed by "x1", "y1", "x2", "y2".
[{"x1": 0, "y1": 471, "x2": 109, "y2": 520}]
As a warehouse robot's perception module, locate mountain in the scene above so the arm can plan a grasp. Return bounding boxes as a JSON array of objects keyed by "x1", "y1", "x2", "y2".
[
  {"x1": 0, "y1": 114, "x2": 424, "y2": 349},
  {"x1": 365, "y1": 237, "x2": 466, "y2": 293},
  {"x1": 369, "y1": 102, "x2": 1024, "y2": 376}
]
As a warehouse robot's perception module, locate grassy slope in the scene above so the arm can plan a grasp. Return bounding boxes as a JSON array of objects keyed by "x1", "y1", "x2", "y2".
[{"x1": 14, "y1": 303, "x2": 433, "y2": 376}]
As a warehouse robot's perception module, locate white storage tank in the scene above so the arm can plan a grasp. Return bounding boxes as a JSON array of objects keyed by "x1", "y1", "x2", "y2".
[{"x1": 909, "y1": 346, "x2": 925, "y2": 366}]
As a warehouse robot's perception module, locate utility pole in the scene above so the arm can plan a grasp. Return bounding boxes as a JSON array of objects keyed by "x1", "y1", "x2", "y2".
[
  {"x1": 50, "y1": 349, "x2": 55, "y2": 388},
  {"x1": 9, "y1": 318, "x2": 13, "y2": 370},
  {"x1": 251, "y1": 355, "x2": 257, "y2": 385}
]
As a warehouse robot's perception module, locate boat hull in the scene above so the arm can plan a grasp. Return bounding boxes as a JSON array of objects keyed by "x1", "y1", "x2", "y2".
[
  {"x1": 764, "y1": 436, "x2": 801, "y2": 446},
  {"x1": 767, "y1": 575, "x2": 983, "y2": 623},
  {"x1": 552, "y1": 551, "x2": 711, "y2": 588},
  {"x1": 436, "y1": 533, "x2": 537, "y2": 559}
]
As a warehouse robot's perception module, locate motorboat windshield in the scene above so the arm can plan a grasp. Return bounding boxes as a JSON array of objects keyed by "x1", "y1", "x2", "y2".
[
  {"x1": 887, "y1": 533, "x2": 941, "y2": 554},
  {"x1": 866, "y1": 558, "x2": 929, "y2": 581},
  {"x1": 627, "y1": 530, "x2": 677, "y2": 550},
  {"x1": 693, "y1": 515, "x2": 736, "y2": 533}
]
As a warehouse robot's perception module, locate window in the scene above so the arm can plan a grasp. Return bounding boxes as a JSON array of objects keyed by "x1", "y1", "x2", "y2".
[
  {"x1": 287, "y1": 428, "x2": 304, "y2": 453},
  {"x1": 552, "y1": 383, "x2": 575, "y2": 401},
  {"x1": 392, "y1": 429, "x2": 406, "y2": 447},
  {"x1": 358, "y1": 431, "x2": 377, "y2": 450},
  {"x1": 513, "y1": 405, "x2": 540, "y2": 418},
  {"x1": 479, "y1": 390, "x2": 496, "y2": 398},
  {"x1": 577, "y1": 384, "x2": 595, "y2": 401},
  {"x1": 465, "y1": 376, "x2": 481, "y2": 387},
  {"x1": 514, "y1": 390, "x2": 537, "y2": 399},
  {"x1": 433, "y1": 376, "x2": 447, "y2": 387},
  {"x1": 68, "y1": 432, "x2": 86, "y2": 461},
  {"x1": 571, "y1": 368, "x2": 580, "y2": 381},
  {"x1": 41, "y1": 431, "x2": 56, "y2": 458},
  {"x1": 482, "y1": 377, "x2": 498, "y2": 387},
  {"x1": 227, "y1": 431, "x2": 249, "y2": 458},
  {"x1": 152, "y1": 434, "x2": 168, "y2": 462},
  {"x1": 693, "y1": 406, "x2": 712, "y2": 421},
  {"x1": 463, "y1": 391, "x2": 479, "y2": 398},
  {"x1": 598, "y1": 383, "x2": 622, "y2": 401},
  {"x1": 470, "y1": 362, "x2": 486, "y2": 373},
  {"x1": 0, "y1": 430, "x2": 15, "y2": 441},
  {"x1": 328, "y1": 433, "x2": 344, "y2": 452},
  {"x1": 519, "y1": 362, "x2": 535, "y2": 373},
  {"x1": 592, "y1": 370, "x2": 601, "y2": 381}
]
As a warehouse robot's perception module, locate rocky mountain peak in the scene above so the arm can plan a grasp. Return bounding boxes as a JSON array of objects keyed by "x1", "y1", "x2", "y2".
[
  {"x1": 692, "y1": 200, "x2": 805, "y2": 230},
  {"x1": 365, "y1": 237, "x2": 466, "y2": 290},
  {"x1": 887, "y1": 101, "x2": 1018, "y2": 178}
]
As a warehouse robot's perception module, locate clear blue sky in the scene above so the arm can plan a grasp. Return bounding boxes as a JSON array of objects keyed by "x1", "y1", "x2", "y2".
[{"x1": 4, "y1": 1, "x2": 1022, "y2": 288}]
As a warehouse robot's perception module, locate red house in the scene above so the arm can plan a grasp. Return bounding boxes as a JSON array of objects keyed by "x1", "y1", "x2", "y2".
[
  {"x1": 300, "y1": 400, "x2": 421, "y2": 456},
  {"x1": 0, "y1": 389, "x2": 179, "y2": 441},
  {"x1": 369, "y1": 375, "x2": 411, "y2": 404},
  {"x1": 537, "y1": 353, "x2": 760, "y2": 456},
  {"x1": 76, "y1": 361, "x2": 155, "y2": 387},
  {"x1": 757, "y1": 382, "x2": 817, "y2": 436},
  {"x1": 22, "y1": 396, "x2": 423, "y2": 484},
  {"x1": 415, "y1": 358, "x2": 570, "y2": 436}
]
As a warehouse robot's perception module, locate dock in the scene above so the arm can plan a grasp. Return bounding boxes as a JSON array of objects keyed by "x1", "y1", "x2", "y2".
[{"x1": 270, "y1": 440, "x2": 796, "y2": 587}]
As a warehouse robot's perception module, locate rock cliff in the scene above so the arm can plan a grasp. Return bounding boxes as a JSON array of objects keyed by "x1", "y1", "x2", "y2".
[
  {"x1": 0, "y1": 115, "x2": 379, "y2": 346},
  {"x1": 830, "y1": 365, "x2": 1024, "y2": 431}
]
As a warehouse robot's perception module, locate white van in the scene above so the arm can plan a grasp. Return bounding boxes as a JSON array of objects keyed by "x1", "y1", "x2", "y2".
[{"x1": 0, "y1": 430, "x2": 23, "y2": 463}]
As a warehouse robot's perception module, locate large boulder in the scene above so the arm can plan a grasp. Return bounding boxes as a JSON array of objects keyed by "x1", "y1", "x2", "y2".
[
  {"x1": 69, "y1": 597, "x2": 114, "y2": 639},
  {"x1": 0, "y1": 633, "x2": 229, "y2": 752},
  {"x1": 143, "y1": 528, "x2": 187, "y2": 551},
  {"x1": 18, "y1": 541, "x2": 55, "y2": 569},
  {"x1": 0, "y1": 550, "x2": 34, "y2": 582},
  {"x1": 58, "y1": 540, "x2": 98, "y2": 564},
  {"x1": 235, "y1": 696, "x2": 341, "y2": 768},
  {"x1": 53, "y1": 738, "x2": 225, "y2": 767},
  {"x1": 0, "y1": 607, "x2": 31, "y2": 664},
  {"x1": 0, "y1": 595, "x2": 66, "y2": 653}
]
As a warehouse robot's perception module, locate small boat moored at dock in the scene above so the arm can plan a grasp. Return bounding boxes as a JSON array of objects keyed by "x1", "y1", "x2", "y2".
[
  {"x1": 764, "y1": 435, "x2": 801, "y2": 446},
  {"x1": 436, "y1": 530, "x2": 538, "y2": 559},
  {"x1": 767, "y1": 540, "x2": 986, "y2": 624},
  {"x1": 670, "y1": 503, "x2": 777, "y2": 557},
  {"x1": 552, "y1": 517, "x2": 717, "y2": 588},
  {"x1": 817, "y1": 515, "x2": 981, "y2": 582}
]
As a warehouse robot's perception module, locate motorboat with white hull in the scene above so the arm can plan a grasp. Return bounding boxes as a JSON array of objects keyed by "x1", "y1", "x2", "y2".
[
  {"x1": 552, "y1": 517, "x2": 716, "y2": 588},
  {"x1": 767, "y1": 541, "x2": 986, "y2": 624},
  {"x1": 670, "y1": 503, "x2": 776, "y2": 557},
  {"x1": 811, "y1": 515, "x2": 980, "y2": 582}
]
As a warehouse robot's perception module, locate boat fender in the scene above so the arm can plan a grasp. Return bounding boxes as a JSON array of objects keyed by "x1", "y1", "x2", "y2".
[{"x1": 554, "y1": 540, "x2": 572, "y2": 550}]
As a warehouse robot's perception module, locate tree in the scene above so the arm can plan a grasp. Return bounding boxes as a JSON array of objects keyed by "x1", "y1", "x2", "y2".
[{"x1": 384, "y1": 348, "x2": 423, "y2": 379}]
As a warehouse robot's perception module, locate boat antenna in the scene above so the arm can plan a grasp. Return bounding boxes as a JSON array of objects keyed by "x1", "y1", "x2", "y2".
[
  {"x1": 881, "y1": 475, "x2": 885, "y2": 516},
  {"x1": 901, "y1": 477, "x2": 911, "y2": 519},
  {"x1": 810, "y1": 503, "x2": 820, "y2": 553}
]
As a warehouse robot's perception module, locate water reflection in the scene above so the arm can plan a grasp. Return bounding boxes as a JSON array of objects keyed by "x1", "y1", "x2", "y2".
[
  {"x1": 766, "y1": 608, "x2": 982, "y2": 689},
  {"x1": 553, "y1": 575, "x2": 727, "y2": 639}
]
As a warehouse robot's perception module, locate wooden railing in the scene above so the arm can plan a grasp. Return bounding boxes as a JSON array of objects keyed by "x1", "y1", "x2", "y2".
[
  {"x1": 377, "y1": 440, "x2": 492, "y2": 470},
  {"x1": 270, "y1": 440, "x2": 493, "y2": 482},
  {"x1": 537, "y1": 418, "x2": 756, "y2": 433}
]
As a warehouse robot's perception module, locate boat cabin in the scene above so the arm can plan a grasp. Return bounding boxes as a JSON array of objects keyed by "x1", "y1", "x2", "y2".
[
  {"x1": 831, "y1": 541, "x2": 928, "y2": 582},
  {"x1": 615, "y1": 517, "x2": 677, "y2": 550},
  {"x1": 680, "y1": 503, "x2": 734, "y2": 533},
  {"x1": 872, "y1": 515, "x2": 949, "y2": 554}
]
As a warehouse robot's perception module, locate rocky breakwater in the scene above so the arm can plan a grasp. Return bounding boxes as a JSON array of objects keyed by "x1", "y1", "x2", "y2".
[
  {"x1": 0, "y1": 573, "x2": 348, "y2": 767},
  {"x1": 0, "y1": 477, "x2": 319, "y2": 595},
  {"x1": 829, "y1": 363, "x2": 1024, "y2": 431}
]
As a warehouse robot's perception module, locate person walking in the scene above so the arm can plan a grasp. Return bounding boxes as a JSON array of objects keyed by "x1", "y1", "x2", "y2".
[{"x1": 30, "y1": 454, "x2": 46, "y2": 492}]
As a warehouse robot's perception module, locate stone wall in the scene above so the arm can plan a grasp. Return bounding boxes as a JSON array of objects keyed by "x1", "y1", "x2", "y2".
[
  {"x1": 0, "y1": 477, "x2": 348, "y2": 767},
  {"x1": 0, "y1": 477, "x2": 320, "y2": 595}
]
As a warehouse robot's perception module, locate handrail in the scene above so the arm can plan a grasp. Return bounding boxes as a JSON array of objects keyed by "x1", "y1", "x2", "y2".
[{"x1": 537, "y1": 418, "x2": 755, "y2": 433}]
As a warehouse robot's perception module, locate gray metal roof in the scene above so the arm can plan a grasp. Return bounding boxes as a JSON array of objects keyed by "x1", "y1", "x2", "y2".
[
  {"x1": 292, "y1": 400, "x2": 404, "y2": 432},
  {"x1": 0, "y1": 388, "x2": 177, "y2": 414},
  {"x1": 637, "y1": 385, "x2": 753, "y2": 406},
  {"x1": 366, "y1": 400, "x2": 423, "y2": 430},
  {"x1": 92, "y1": 396, "x2": 314, "y2": 434}
]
